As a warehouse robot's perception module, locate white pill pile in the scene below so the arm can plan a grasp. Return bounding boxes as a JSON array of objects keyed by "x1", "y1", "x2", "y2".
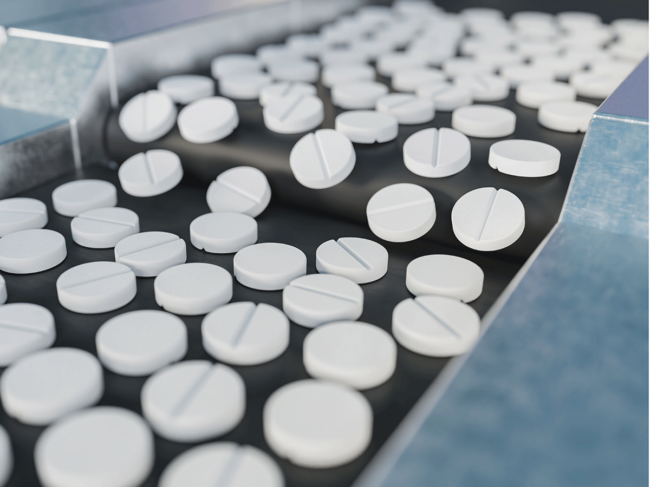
[
  {"x1": 304, "y1": 321, "x2": 396, "y2": 389},
  {"x1": 0, "y1": 198, "x2": 48, "y2": 237},
  {"x1": 403, "y1": 127, "x2": 471, "y2": 178},
  {"x1": 202, "y1": 302, "x2": 289, "y2": 365},
  {"x1": 0, "y1": 303, "x2": 56, "y2": 367},
  {"x1": 367, "y1": 183, "x2": 436, "y2": 242},
  {"x1": 316, "y1": 237, "x2": 388, "y2": 284},
  {"x1": 416, "y1": 82, "x2": 473, "y2": 111},
  {"x1": 154, "y1": 263, "x2": 233, "y2": 315},
  {"x1": 141, "y1": 360, "x2": 245, "y2": 442},
  {"x1": 322, "y1": 64, "x2": 375, "y2": 88},
  {"x1": 452, "y1": 187, "x2": 525, "y2": 251},
  {"x1": 96, "y1": 310, "x2": 187, "y2": 376},
  {"x1": 393, "y1": 296, "x2": 481, "y2": 356},
  {"x1": 219, "y1": 72, "x2": 273, "y2": 100},
  {"x1": 283, "y1": 274, "x2": 363, "y2": 328},
  {"x1": 207, "y1": 166, "x2": 271, "y2": 217},
  {"x1": 263, "y1": 380, "x2": 372, "y2": 468},
  {"x1": 114, "y1": 231, "x2": 186, "y2": 277},
  {"x1": 406, "y1": 254, "x2": 484, "y2": 302},
  {"x1": 331, "y1": 81, "x2": 388, "y2": 109},
  {"x1": 290, "y1": 129, "x2": 356, "y2": 189},
  {"x1": 118, "y1": 150, "x2": 183, "y2": 197}
]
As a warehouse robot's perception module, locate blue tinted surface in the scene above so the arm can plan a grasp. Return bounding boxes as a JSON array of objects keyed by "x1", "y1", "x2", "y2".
[{"x1": 599, "y1": 57, "x2": 649, "y2": 120}]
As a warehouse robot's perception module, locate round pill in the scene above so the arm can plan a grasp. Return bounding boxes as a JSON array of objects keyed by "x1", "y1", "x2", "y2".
[
  {"x1": 0, "y1": 303, "x2": 55, "y2": 367},
  {"x1": 257, "y1": 44, "x2": 304, "y2": 65},
  {"x1": 375, "y1": 93, "x2": 434, "y2": 125},
  {"x1": 234, "y1": 243, "x2": 306, "y2": 291},
  {"x1": 0, "y1": 197, "x2": 48, "y2": 237},
  {"x1": 532, "y1": 55, "x2": 584, "y2": 80},
  {"x1": 34, "y1": 407, "x2": 154, "y2": 487},
  {"x1": 0, "y1": 425, "x2": 11, "y2": 487},
  {"x1": 71, "y1": 207, "x2": 139, "y2": 249},
  {"x1": 283, "y1": 274, "x2": 363, "y2": 328},
  {"x1": 557, "y1": 11, "x2": 601, "y2": 30},
  {"x1": 452, "y1": 187, "x2": 525, "y2": 251},
  {"x1": 516, "y1": 40, "x2": 561, "y2": 58},
  {"x1": 206, "y1": 166, "x2": 271, "y2": 217},
  {"x1": 96, "y1": 310, "x2": 187, "y2": 376},
  {"x1": 141, "y1": 360, "x2": 245, "y2": 442},
  {"x1": 0, "y1": 275, "x2": 5, "y2": 305},
  {"x1": 159, "y1": 442, "x2": 284, "y2": 487},
  {"x1": 118, "y1": 149, "x2": 183, "y2": 197},
  {"x1": 154, "y1": 263, "x2": 233, "y2": 315},
  {"x1": 569, "y1": 72, "x2": 624, "y2": 99},
  {"x1": 0, "y1": 229, "x2": 66, "y2": 274},
  {"x1": 287, "y1": 33, "x2": 327, "y2": 57},
  {"x1": 416, "y1": 82, "x2": 473, "y2": 111},
  {"x1": 264, "y1": 379, "x2": 372, "y2": 468},
  {"x1": 219, "y1": 72, "x2": 273, "y2": 100},
  {"x1": 1, "y1": 348, "x2": 103, "y2": 425},
  {"x1": 304, "y1": 321, "x2": 396, "y2": 389},
  {"x1": 454, "y1": 74, "x2": 509, "y2": 102},
  {"x1": 119, "y1": 90, "x2": 177, "y2": 143},
  {"x1": 190, "y1": 212, "x2": 257, "y2": 253},
  {"x1": 403, "y1": 127, "x2": 471, "y2": 178},
  {"x1": 56, "y1": 261, "x2": 136, "y2": 314},
  {"x1": 157, "y1": 74, "x2": 214, "y2": 104},
  {"x1": 331, "y1": 81, "x2": 388, "y2": 110},
  {"x1": 516, "y1": 81, "x2": 577, "y2": 108},
  {"x1": 334, "y1": 110, "x2": 398, "y2": 144},
  {"x1": 114, "y1": 231, "x2": 186, "y2": 277},
  {"x1": 268, "y1": 60, "x2": 319, "y2": 83},
  {"x1": 263, "y1": 94, "x2": 324, "y2": 134},
  {"x1": 392, "y1": 68, "x2": 446, "y2": 92},
  {"x1": 442, "y1": 58, "x2": 493, "y2": 77},
  {"x1": 316, "y1": 237, "x2": 388, "y2": 284},
  {"x1": 289, "y1": 129, "x2": 356, "y2": 189},
  {"x1": 501, "y1": 64, "x2": 554, "y2": 88},
  {"x1": 52, "y1": 179, "x2": 117, "y2": 217},
  {"x1": 322, "y1": 64, "x2": 375, "y2": 88},
  {"x1": 406, "y1": 254, "x2": 484, "y2": 302},
  {"x1": 489, "y1": 139, "x2": 561, "y2": 177},
  {"x1": 320, "y1": 48, "x2": 368, "y2": 66},
  {"x1": 366, "y1": 183, "x2": 435, "y2": 242},
  {"x1": 259, "y1": 81, "x2": 316, "y2": 106},
  {"x1": 211, "y1": 54, "x2": 262, "y2": 79},
  {"x1": 202, "y1": 302, "x2": 289, "y2": 365},
  {"x1": 392, "y1": 295, "x2": 480, "y2": 356},
  {"x1": 451, "y1": 105, "x2": 516, "y2": 138},
  {"x1": 474, "y1": 50, "x2": 524, "y2": 70},
  {"x1": 177, "y1": 96, "x2": 239, "y2": 143},
  {"x1": 377, "y1": 52, "x2": 426, "y2": 76},
  {"x1": 538, "y1": 100, "x2": 597, "y2": 133}
]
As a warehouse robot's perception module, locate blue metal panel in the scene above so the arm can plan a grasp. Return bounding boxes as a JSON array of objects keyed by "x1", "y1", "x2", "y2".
[
  {"x1": 0, "y1": 36, "x2": 106, "y2": 119},
  {"x1": 598, "y1": 57, "x2": 648, "y2": 120},
  {"x1": 14, "y1": 0, "x2": 282, "y2": 43},
  {"x1": 0, "y1": 106, "x2": 66, "y2": 145},
  {"x1": 377, "y1": 221, "x2": 648, "y2": 487},
  {"x1": 562, "y1": 114, "x2": 648, "y2": 239}
]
